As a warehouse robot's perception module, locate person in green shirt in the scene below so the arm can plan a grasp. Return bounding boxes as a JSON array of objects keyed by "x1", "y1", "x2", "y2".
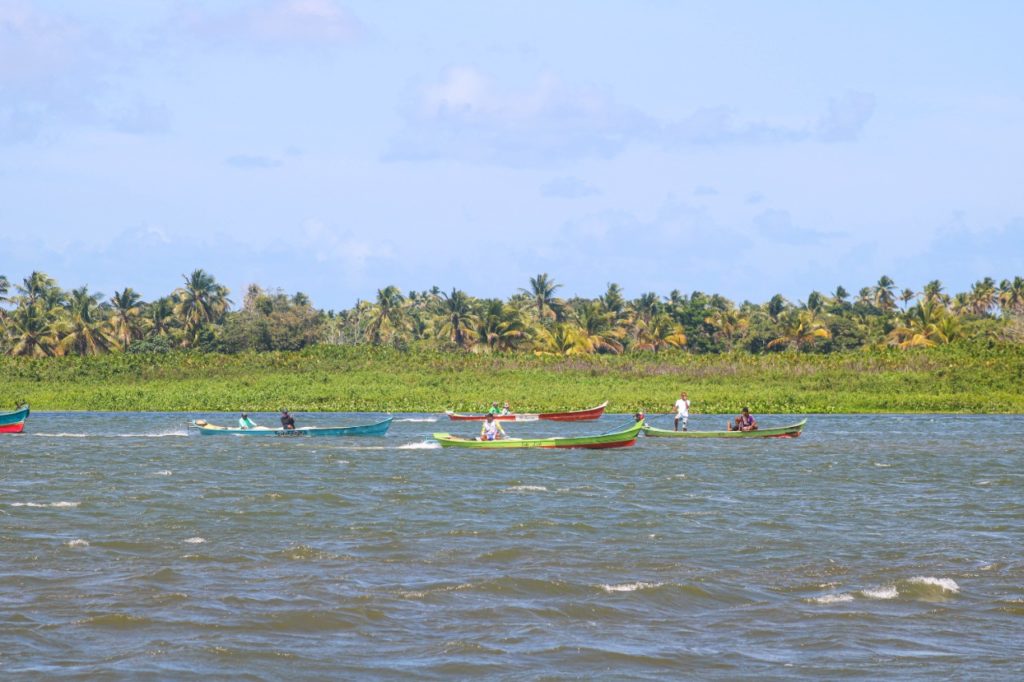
[
  {"x1": 487, "y1": 402, "x2": 501, "y2": 416},
  {"x1": 238, "y1": 413, "x2": 257, "y2": 429}
]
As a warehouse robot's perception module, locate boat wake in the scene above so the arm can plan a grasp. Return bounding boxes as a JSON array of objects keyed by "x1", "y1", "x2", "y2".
[
  {"x1": 396, "y1": 417, "x2": 438, "y2": 423},
  {"x1": 398, "y1": 441, "x2": 440, "y2": 450}
]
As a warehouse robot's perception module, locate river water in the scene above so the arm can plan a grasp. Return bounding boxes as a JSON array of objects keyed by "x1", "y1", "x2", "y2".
[{"x1": 1, "y1": 412, "x2": 1021, "y2": 679}]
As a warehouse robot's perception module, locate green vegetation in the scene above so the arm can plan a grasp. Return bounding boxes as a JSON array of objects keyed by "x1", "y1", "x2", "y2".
[
  {"x1": 2, "y1": 269, "x2": 1024, "y2": 413},
  {"x1": 3, "y1": 343, "x2": 1022, "y2": 413}
]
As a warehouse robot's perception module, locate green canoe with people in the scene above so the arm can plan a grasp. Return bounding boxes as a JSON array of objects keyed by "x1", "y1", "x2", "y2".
[{"x1": 643, "y1": 418, "x2": 807, "y2": 439}]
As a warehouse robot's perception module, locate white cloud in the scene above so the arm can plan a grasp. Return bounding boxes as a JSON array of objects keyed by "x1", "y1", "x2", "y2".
[
  {"x1": 541, "y1": 176, "x2": 603, "y2": 198},
  {"x1": 389, "y1": 67, "x2": 876, "y2": 166},
  {"x1": 387, "y1": 66, "x2": 653, "y2": 166},
  {"x1": 174, "y1": 0, "x2": 363, "y2": 49}
]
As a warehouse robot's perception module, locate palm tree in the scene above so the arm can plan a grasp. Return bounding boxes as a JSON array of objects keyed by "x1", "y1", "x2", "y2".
[
  {"x1": 365, "y1": 285, "x2": 408, "y2": 345},
  {"x1": 59, "y1": 286, "x2": 113, "y2": 356},
  {"x1": 633, "y1": 312, "x2": 687, "y2": 352},
  {"x1": 873, "y1": 275, "x2": 896, "y2": 313},
  {"x1": 572, "y1": 300, "x2": 625, "y2": 354},
  {"x1": 831, "y1": 285, "x2": 849, "y2": 305},
  {"x1": 704, "y1": 307, "x2": 748, "y2": 351},
  {"x1": 766, "y1": 293, "x2": 787, "y2": 321},
  {"x1": 520, "y1": 273, "x2": 563, "y2": 323},
  {"x1": 472, "y1": 300, "x2": 526, "y2": 352},
  {"x1": 921, "y1": 280, "x2": 946, "y2": 307},
  {"x1": 599, "y1": 282, "x2": 626, "y2": 316},
  {"x1": 174, "y1": 269, "x2": 231, "y2": 345},
  {"x1": 899, "y1": 288, "x2": 916, "y2": 311},
  {"x1": 6, "y1": 302, "x2": 61, "y2": 357},
  {"x1": 999, "y1": 276, "x2": 1024, "y2": 316},
  {"x1": 968, "y1": 277, "x2": 998, "y2": 316},
  {"x1": 15, "y1": 271, "x2": 61, "y2": 308},
  {"x1": 147, "y1": 297, "x2": 177, "y2": 338},
  {"x1": 437, "y1": 288, "x2": 477, "y2": 348},
  {"x1": 767, "y1": 310, "x2": 831, "y2": 351},
  {"x1": 534, "y1": 323, "x2": 585, "y2": 356},
  {"x1": 108, "y1": 288, "x2": 147, "y2": 350}
]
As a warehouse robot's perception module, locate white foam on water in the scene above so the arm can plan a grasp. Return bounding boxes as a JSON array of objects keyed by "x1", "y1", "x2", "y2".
[
  {"x1": 975, "y1": 480, "x2": 991, "y2": 486},
  {"x1": 811, "y1": 593, "x2": 854, "y2": 604},
  {"x1": 860, "y1": 585, "x2": 899, "y2": 600},
  {"x1": 154, "y1": 470, "x2": 173, "y2": 476},
  {"x1": 184, "y1": 537, "x2": 206, "y2": 544},
  {"x1": 399, "y1": 441, "x2": 440, "y2": 450},
  {"x1": 10, "y1": 501, "x2": 80, "y2": 508},
  {"x1": 35, "y1": 433, "x2": 89, "y2": 438},
  {"x1": 117, "y1": 431, "x2": 188, "y2": 438},
  {"x1": 907, "y1": 576, "x2": 959, "y2": 593},
  {"x1": 505, "y1": 485, "x2": 548, "y2": 492},
  {"x1": 874, "y1": 462, "x2": 892, "y2": 468},
  {"x1": 601, "y1": 581, "x2": 662, "y2": 593},
  {"x1": 397, "y1": 417, "x2": 438, "y2": 423},
  {"x1": 336, "y1": 460, "x2": 350, "y2": 465},
  {"x1": 66, "y1": 539, "x2": 90, "y2": 548}
]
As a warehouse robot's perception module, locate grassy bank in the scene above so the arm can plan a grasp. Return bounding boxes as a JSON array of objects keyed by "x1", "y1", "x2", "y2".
[{"x1": 2, "y1": 343, "x2": 1023, "y2": 413}]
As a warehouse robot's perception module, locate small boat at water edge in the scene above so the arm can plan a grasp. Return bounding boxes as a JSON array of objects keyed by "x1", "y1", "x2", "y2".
[
  {"x1": 642, "y1": 418, "x2": 807, "y2": 439},
  {"x1": 190, "y1": 416, "x2": 393, "y2": 437},
  {"x1": 445, "y1": 401, "x2": 608, "y2": 422},
  {"x1": 433, "y1": 418, "x2": 644, "y2": 449},
  {"x1": 0, "y1": 404, "x2": 30, "y2": 433}
]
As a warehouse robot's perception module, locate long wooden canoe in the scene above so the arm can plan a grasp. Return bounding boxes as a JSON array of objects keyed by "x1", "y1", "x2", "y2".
[
  {"x1": 0, "y1": 404, "x2": 29, "y2": 433},
  {"x1": 445, "y1": 401, "x2": 608, "y2": 422},
  {"x1": 433, "y1": 418, "x2": 643, "y2": 449},
  {"x1": 190, "y1": 416, "x2": 392, "y2": 437},
  {"x1": 643, "y1": 419, "x2": 807, "y2": 439}
]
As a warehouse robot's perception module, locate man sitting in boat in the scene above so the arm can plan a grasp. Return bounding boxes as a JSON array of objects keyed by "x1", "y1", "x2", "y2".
[
  {"x1": 501, "y1": 401, "x2": 512, "y2": 416},
  {"x1": 280, "y1": 410, "x2": 296, "y2": 430},
  {"x1": 238, "y1": 413, "x2": 257, "y2": 429},
  {"x1": 480, "y1": 413, "x2": 506, "y2": 441},
  {"x1": 727, "y1": 407, "x2": 758, "y2": 432},
  {"x1": 487, "y1": 402, "x2": 501, "y2": 416}
]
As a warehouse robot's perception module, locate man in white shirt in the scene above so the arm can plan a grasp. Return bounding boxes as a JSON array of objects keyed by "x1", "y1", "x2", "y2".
[{"x1": 673, "y1": 392, "x2": 690, "y2": 431}]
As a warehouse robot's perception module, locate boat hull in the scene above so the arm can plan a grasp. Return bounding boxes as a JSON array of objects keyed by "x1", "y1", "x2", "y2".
[
  {"x1": 643, "y1": 419, "x2": 807, "y2": 439},
  {"x1": 433, "y1": 419, "x2": 643, "y2": 449},
  {"x1": 0, "y1": 405, "x2": 29, "y2": 433},
  {"x1": 0, "y1": 404, "x2": 30, "y2": 427},
  {"x1": 445, "y1": 401, "x2": 607, "y2": 422},
  {"x1": 0, "y1": 421, "x2": 26, "y2": 433},
  {"x1": 192, "y1": 416, "x2": 392, "y2": 437}
]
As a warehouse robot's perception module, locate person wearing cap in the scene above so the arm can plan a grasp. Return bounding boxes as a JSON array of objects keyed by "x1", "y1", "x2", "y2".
[
  {"x1": 238, "y1": 413, "x2": 257, "y2": 429},
  {"x1": 280, "y1": 409, "x2": 296, "y2": 430},
  {"x1": 727, "y1": 406, "x2": 757, "y2": 432},
  {"x1": 480, "y1": 413, "x2": 506, "y2": 441},
  {"x1": 487, "y1": 402, "x2": 501, "y2": 416}
]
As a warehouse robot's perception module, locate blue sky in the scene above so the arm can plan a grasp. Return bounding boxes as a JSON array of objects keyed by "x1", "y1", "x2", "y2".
[{"x1": 2, "y1": 0, "x2": 1022, "y2": 310}]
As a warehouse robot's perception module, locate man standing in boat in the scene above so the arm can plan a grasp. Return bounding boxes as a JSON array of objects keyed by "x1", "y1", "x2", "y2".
[
  {"x1": 673, "y1": 391, "x2": 690, "y2": 431},
  {"x1": 480, "y1": 413, "x2": 506, "y2": 441}
]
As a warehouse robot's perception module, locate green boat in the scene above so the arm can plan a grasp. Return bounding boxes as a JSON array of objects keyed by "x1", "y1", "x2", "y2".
[
  {"x1": 643, "y1": 418, "x2": 807, "y2": 439},
  {"x1": 433, "y1": 419, "x2": 645, "y2": 449}
]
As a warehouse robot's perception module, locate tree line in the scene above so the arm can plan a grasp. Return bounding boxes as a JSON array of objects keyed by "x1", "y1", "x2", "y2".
[{"x1": 2, "y1": 270, "x2": 1023, "y2": 358}]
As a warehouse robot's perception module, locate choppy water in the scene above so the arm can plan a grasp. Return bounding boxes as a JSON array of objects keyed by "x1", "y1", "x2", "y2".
[{"x1": 1, "y1": 412, "x2": 1021, "y2": 679}]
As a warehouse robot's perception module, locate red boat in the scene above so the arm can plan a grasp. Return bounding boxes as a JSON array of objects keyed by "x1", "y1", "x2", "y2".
[
  {"x1": 0, "y1": 404, "x2": 30, "y2": 433},
  {"x1": 445, "y1": 401, "x2": 608, "y2": 422}
]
